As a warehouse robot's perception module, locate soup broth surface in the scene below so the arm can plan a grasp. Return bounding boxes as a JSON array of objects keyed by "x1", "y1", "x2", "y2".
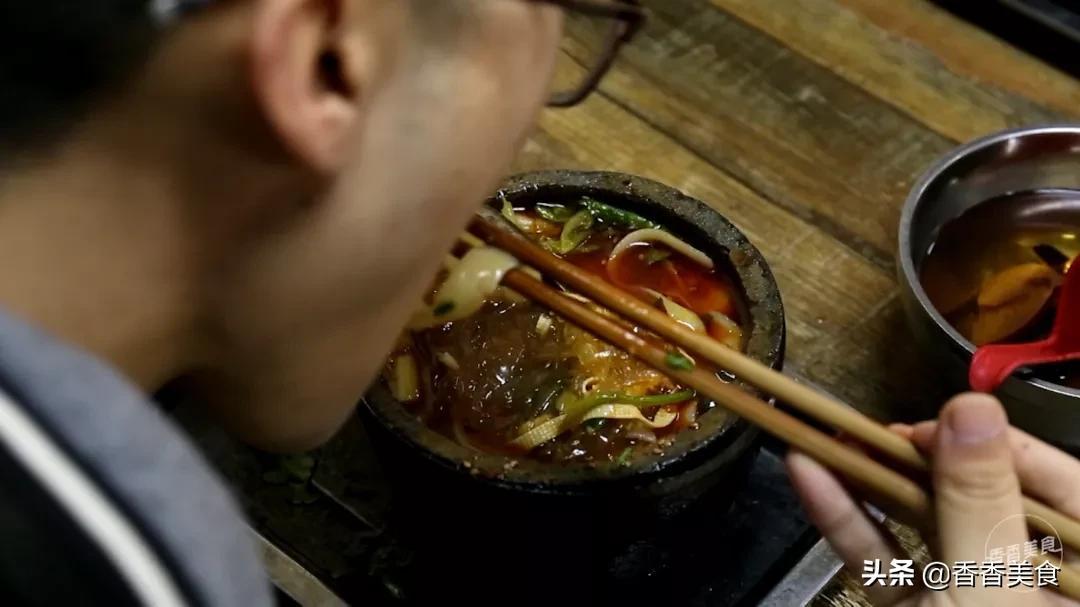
[
  {"x1": 384, "y1": 197, "x2": 748, "y2": 464},
  {"x1": 920, "y1": 189, "x2": 1080, "y2": 388}
]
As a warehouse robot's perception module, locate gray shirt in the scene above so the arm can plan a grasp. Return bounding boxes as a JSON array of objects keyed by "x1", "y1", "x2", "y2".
[{"x1": 0, "y1": 309, "x2": 271, "y2": 606}]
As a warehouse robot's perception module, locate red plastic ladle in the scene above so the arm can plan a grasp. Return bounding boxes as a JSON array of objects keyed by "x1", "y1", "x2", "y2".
[{"x1": 970, "y1": 260, "x2": 1080, "y2": 392}]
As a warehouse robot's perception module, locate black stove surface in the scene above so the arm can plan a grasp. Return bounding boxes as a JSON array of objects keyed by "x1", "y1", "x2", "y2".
[
  {"x1": 180, "y1": 406, "x2": 819, "y2": 606},
  {"x1": 937, "y1": 0, "x2": 1080, "y2": 77},
  {"x1": 997, "y1": 0, "x2": 1080, "y2": 41}
]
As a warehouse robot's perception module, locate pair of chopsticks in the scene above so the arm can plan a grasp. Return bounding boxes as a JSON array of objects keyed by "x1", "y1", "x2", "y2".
[{"x1": 462, "y1": 206, "x2": 1080, "y2": 599}]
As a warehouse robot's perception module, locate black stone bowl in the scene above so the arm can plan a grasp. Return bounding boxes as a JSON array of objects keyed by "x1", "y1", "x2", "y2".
[{"x1": 357, "y1": 171, "x2": 785, "y2": 604}]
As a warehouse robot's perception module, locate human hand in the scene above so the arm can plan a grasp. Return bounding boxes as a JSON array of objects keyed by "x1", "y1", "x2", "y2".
[{"x1": 786, "y1": 392, "x2": 1079, "y2": 606}]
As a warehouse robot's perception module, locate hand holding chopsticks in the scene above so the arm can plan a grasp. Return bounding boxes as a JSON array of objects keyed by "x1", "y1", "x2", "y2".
[{"x1": 463, "y1": 207, "x2": 1080, "y2": 600}]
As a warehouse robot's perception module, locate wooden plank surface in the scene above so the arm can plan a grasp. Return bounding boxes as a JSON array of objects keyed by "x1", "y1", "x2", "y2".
[
  {"x1": 833, "y1": 0, "x2": 1080, "y2": 117},
  {"x1": 516, "y1": 1, "x2": 1078, "y2": 604},
  {"x1": 517, "y1": 83, "x2": 943, "y2": 422},
  {"x1": 711, "y1": 0, "x2": 1072, "y2": 141},
  {"x1": 566, "y1": 1, "x2": 956, "y2": 262}
]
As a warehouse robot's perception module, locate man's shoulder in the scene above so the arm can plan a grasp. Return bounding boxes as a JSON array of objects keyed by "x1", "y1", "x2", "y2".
[{"x1": 0, "y1": 310, "x2": 270, "y2": 607}]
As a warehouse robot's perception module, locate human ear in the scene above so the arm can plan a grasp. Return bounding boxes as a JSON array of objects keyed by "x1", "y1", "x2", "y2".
[{"x1": 249, "y1": 0, "x2": 375, "y2": 174}]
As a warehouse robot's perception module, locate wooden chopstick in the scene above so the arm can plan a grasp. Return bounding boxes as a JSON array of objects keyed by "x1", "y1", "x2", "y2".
[
  {"x1": 469, "y1": 208, "x2": 917, "y2": 467},
  {"x1": 455, "y1": 254, "x2": 1080, "y2": 599},
  {"x1": 467, "y1": 209, "x2": 1080, "y2": 556},
  {"x1": 496, "y1": 265, "x2": 929, "y2": 512}
]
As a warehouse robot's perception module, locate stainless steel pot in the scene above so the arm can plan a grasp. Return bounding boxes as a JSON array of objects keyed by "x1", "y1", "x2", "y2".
[{"x1": 898, "y1": 125, "x2": 1080, "y2": 450}]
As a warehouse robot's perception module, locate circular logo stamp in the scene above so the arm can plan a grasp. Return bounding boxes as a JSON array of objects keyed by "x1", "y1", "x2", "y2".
[{"x1": 983, "y1": 514, "x2": 1063, "y2": 594}]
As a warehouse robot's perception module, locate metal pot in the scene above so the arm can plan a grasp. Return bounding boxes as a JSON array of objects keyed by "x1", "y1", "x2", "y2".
[{"x1": 898, "y1": 125, "x2": 1080, "y2": 451}]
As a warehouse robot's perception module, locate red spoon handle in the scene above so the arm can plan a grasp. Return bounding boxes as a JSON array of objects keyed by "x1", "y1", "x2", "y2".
[{"x1": 969, "y1": 339, "x2": 1065, "y2": 393}]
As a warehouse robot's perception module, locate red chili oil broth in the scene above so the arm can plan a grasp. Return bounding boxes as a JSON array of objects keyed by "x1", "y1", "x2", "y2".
[{"x1": 387, "y1": 200, "x2": 747, "y2": 464}]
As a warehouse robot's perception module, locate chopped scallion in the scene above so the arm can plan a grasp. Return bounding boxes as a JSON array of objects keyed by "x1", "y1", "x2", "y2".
[
  {"x1": 500, "y1": 195, "x2": 530, "y2": 232},
  {"x1": 580, "y1": 197, "x2": 661, "y2": 230},
  {"x1": 535, "y1": 203, "x2": 577, "y2": 223},
  {"x1": 665, "y1": 352, "x2": 695, "y2": 371}
]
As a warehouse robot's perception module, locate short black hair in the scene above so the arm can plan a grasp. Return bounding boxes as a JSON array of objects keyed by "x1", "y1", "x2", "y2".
[{"x1": 0, "y1": 1, "x2": 159, "y2": 153}]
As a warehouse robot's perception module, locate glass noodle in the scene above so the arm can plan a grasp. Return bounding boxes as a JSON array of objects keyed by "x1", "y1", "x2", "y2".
[{"x1": 384, "y1": 196, "x2": 748, "y2": 464}]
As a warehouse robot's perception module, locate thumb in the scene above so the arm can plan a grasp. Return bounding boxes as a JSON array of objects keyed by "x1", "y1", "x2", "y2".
[{"x1": 933, "y1": 393, "x2": 1028, "y2": 568}]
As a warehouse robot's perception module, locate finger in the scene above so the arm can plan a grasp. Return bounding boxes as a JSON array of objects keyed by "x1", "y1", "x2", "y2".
[
  {"x1": 889, "y1": 423, "x2": 914, "y2": 440},
  {"x1": 905, "y1": 419, "x2": 1080, "y2": 519},
  {"x1": 1007, "y1": 428, "x2": 1080, "y2": 520},
  {"x1": 933, "y1": 393, "x2": 1029, "y2": 567},
  {"x1": 1004, "y1": 428, "x2": 1080, "y2": 570},
  {"x1": 787, "y1": 452, "x2": 917, "y2": 605},
  {"x1": 909, "y1": 421, "x2": 936, "y2": 452},
  {"x1": 906, "y1": 417, "x2": 1080, "y2": 571},
  {"x1": 903, "y1": 412, "x2": 1080, "y2": 573}
]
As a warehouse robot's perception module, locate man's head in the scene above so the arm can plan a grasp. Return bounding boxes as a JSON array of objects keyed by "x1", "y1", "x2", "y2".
[{"x1": 0, "y1": 0, "x2": 563, "y2": 450}]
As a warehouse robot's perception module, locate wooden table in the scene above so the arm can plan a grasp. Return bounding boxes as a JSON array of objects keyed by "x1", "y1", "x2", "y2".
[{"x1": 515, "y1": 1, "x2": 1080, "y2": 604}]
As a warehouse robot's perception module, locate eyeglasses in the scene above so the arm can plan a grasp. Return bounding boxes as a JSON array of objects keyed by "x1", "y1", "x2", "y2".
[
  {"x1": 531, "y1": 0, "x2": 647, "y2": 107},
  {"x1": 151, "y1": 0, "x2": 647, "y2": 108}
]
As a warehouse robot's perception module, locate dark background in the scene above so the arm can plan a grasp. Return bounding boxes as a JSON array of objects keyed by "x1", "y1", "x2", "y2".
[{"x1": 941, "y1": 0, "x2": 1080, "y2": 78}]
